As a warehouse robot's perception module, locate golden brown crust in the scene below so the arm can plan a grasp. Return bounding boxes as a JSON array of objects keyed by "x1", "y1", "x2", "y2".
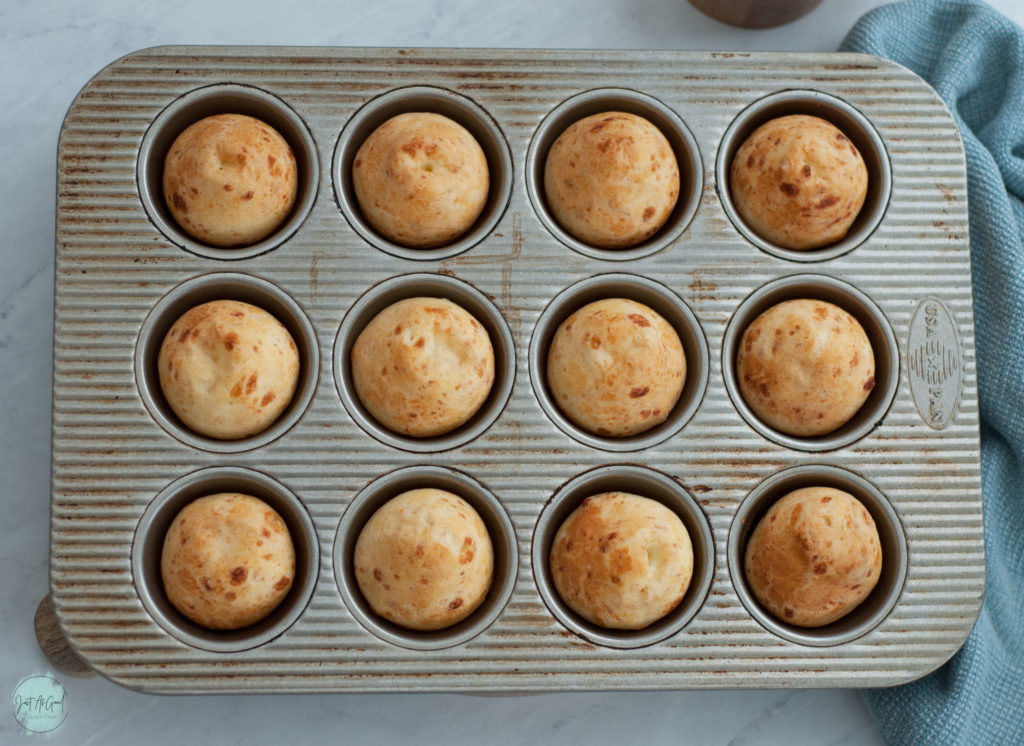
[
  {"x1": 158, "y1": 300, "x2": 300, "y2": 440},
  {"x1": 544, "y1": 111, "x2": 679, "y2": 248},
  {"x1": 352, "y1": 112, "x2": 489, "y2": 248},
  {"x1": 730, "y1": 115, "x2": 868, "y2": 250},
  {"x1": 744, "y1": 487, "x2": 882, "y2": 627},
  {"x1": 550, "y1": 492, "x2": 693, "y2": 630},
  {"x1": 547, "y1": 298, "x2": 685, "y2": 437},
  {"x1": 161, "y1": 493, "x2": 296, "y2": 630},
  {"x1": 351, "y1": 297, "x2": 495, "y2": 438},
  {"x1": 163, "y1": 113, "x2": 298, "y2": 247},
  {"x1": 353, "y1": 489, "x2": 494, "y2": 631},
  {"x1": 736, "y1": 299, "x2": 875, "y2": 437}
]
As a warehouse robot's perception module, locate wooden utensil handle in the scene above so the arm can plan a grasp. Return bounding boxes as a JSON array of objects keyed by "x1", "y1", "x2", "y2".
[{"x1": 35, "y1": 594, "x2": 96, "y2": 678}]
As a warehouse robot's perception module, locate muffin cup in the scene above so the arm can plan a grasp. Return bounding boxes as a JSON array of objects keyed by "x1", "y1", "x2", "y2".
[
  {"x1": 716, "y1": 90, "x2": 891, "y2": 262},
  {"x1": 137, "y1": 83, "x2": 319, "y2": 260},
  {"x1": 134, "y1": 272, "x2": 320, "y2": 453},
  {"x1": 334, "y1": 272, "x2": 515, "y2": 452},
  {"x1": 728, "y1": 464, "x2": 908, "y2": 646},
  {"x1": 333, "y1": 86, "x2": 513, "y2": 261},
  {"x1": 130, "y1": 466, "x2": 319, "y2": 653},
  {"x1": 722, "y1": 274, "x2": 899, "y2": 451},
  {"x1": 526, "y1": 88, "x2": 703, "y2": 261},
  {"x1": 532, "y1": 465, "x2": 714, "y2": 649},
  {"x1": 529, "y1": 273, "x2": 708, "y2": 452},
  {"x1": 333, "y1": 465, "x2": 518, "y2": 650}
]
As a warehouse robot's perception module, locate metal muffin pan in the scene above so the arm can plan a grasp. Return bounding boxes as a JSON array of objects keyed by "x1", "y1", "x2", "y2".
[{"x1": 51, "y1": 47, "x2": 983, "y2": 693}]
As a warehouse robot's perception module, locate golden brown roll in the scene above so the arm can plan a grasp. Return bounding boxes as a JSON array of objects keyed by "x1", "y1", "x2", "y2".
[
  {"x1": 161, "y1": 493, "x2": 296, "y2": 630},
  {"x1": 730, "y1": 114, "x2": 868, "y2": 250},
  {"x1": 544, "y1": 111, "x2": 679, "y2": 248},
  {"x1": 158, "y1": 299, "x2": 300, "y2": 440},
  {"x1": 744, "y1": 486, "x2": 882, "y2": 627},
  {"x1": 163, "y1": 113, "x2": 298, "y2": 247},
  {"x1": 736, "y1": 298, "x2": 875, "y2": 437},
  {"x1": 352, "y1": 112, "x2": 489, "y2": 248},
  {"x1": 550, "y1": 492, "x2": 693, "y2": 630},
  {"x1": 547, "y1": 298, "x2": 685, "y2": 437},
  {"x1": 351, "y1": 297, "x2": 495, "y2": 438},
  {"x1": 353, "y1": 488, "x2": 494, "y2": 631}
]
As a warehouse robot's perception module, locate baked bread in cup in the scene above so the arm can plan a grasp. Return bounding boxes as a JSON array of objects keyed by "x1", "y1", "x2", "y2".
[
  {"x1": 544, "y1": 111, "x2": 679, "y2": 248},
  {"x1": 161, "y1": 493, "x2": 296, "y2": 630},
  {"x1": 157, "y1": 299, "x2": 300, "y2": 440},
  {"x1": 350, "y1": 297, "x2": 495, "y2": 438},
  {"x1": 550, "y1": 492, "x2": 693, "y2": 630},
  {"x1": 163, "y1": 113, "x2": 298, "y2": 247},
  {"x1": 547, "y1": 298, "x2": 685, "y2": 437},
  {"x1": 744, "y1": 486, "x2": 882, "y2": 627},
  {"x1": 736, "y1": 298, "x2": 875, "y2": 437},
  {"x1": 730, "y1": 114, "x2": 868, "y2": 250},
  {"x1": 354, "y1": 488, "x2": 494, "y2": 631},
  {"x1": 352, "y1": 112, "x2": 489, "y2": 248}
]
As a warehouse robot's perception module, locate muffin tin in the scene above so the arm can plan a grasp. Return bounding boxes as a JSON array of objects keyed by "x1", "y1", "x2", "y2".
[{"x1": 51, "y1": 46, "x2": 983, "y2": 693}]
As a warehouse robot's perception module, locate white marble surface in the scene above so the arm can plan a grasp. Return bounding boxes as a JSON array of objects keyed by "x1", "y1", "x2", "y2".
[{"x1": 3, "y1": 0, "x2": 1022, "y2": 743}]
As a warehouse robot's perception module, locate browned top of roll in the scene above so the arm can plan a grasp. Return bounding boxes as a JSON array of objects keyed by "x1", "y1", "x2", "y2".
[
  {"x1": 157, "y1": 299, "x2": 300, "y2": 440},
  {"x1": 353, "y1": 488, "x2": 494, "y2": 631},
  {"x1": 351, "y1": 297, "x2": 495, "y2": 438},
  {"x1": 352, "y1": 112, "x2": 489, "y2": 248},
  {"x1": 546, "y1": 298, "x2": 685, "y2": 437},
  {"x1": 736, "y1": 298, "x2": 875, "y2": 437},
  {"x1": 730, "y1": 114, "x2": 868, "y2": 250},
  {"x1": 161, "y1": 493, "x2": 296, "y2": 630},
  {"x1": 163, "y1": 113, "x2": 298, "y2": 247},
  {"x1": 744, "y1": 486, "x2": 882, "y2": 627},
  {"x1": 550, "y1": 492, "x2": 693, "y2": 630},
  {"x1": 544, "y1": 111, "x2": 679, "y2": 249}
]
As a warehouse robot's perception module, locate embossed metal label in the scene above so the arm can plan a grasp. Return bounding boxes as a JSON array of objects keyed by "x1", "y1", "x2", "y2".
[{"x1": 908, "y1": 298, "x2": 963, "y2": 429}]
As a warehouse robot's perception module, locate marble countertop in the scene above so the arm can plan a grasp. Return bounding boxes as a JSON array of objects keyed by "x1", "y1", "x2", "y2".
[{"x1": 3, "y1": 0, "x2": 1021, "y2": 743}]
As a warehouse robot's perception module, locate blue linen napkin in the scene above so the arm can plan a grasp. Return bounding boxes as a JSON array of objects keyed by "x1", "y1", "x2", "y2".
[{"x1": 840, "y1": 1, "x2": 1024, "y2": 743}]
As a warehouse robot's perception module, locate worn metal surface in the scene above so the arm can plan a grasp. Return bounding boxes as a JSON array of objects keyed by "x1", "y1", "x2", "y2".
[{"x1": 51, "y1": 46, "x2": 983, "y2": 693}]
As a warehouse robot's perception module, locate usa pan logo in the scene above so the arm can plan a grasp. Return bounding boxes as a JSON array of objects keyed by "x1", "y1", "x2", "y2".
[{"x1": 907, "y1": 298, "x2": 963, "y2": 430}]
